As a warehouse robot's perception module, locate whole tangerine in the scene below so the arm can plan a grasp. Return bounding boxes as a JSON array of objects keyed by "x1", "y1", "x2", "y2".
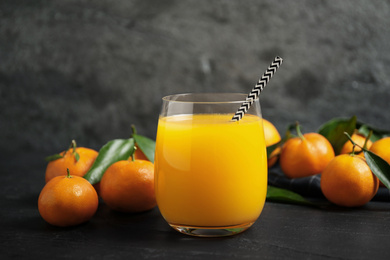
[
  {"x1": 340, "y1": 133, "x2": 372, "y2": 157},
  {"x1": 320, "y1": 154, "x2": 379, "y2": 207},
  {"x1": 38, "y1": 170, "x2": 99, "y2": 227},
  {"x1": 45, "y1": 145, "x2": 98, "y2": 183},
  {"x1": 369, "y1": 137, "x2": 390, "y2": 187},
  {"x1": 100, "y1": 160, "x2": 156, "y2": 212},
  {"x1": 369, "y1": 137, "x2": 390, "y2": 165},
  {"x1": 279, "y1": 124, "x2": 335, "y2": 178}
]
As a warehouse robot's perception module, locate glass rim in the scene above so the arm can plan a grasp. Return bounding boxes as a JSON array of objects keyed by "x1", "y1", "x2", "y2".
[{"x1": 162, "y1": 93, "x2": 258, "y2": 104}]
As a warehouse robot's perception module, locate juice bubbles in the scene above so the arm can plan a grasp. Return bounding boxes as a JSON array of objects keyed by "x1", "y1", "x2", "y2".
[{"x1": 155, "y1": 113, "x2": 267, "y2": 229}]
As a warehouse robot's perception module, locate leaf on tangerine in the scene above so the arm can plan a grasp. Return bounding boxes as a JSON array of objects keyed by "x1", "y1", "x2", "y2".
[
  {"x1": 318, "y1": 116, "x2": 357, "y2": 155},
  {"x1": 45, "y1": 153, "x2": 64, "y2": 162},
  {"x1": 74, "y1": 151, "x2": 80, "y2": 162},
  {"x1": 357, "y1": 123, "x2": 390, "y2": 142},
  {"x1": 266, "y1": 141, "x2": 281, "y2": 158},
  {"x1": 364, "y1": 150, "x2": 390, "y2": 190},
  {"x1": 133, "y1": 134, "x2": 156, "y2": 163},
  {"x1": 84, "y1": 138, "x2": 135, "y2": 185}
]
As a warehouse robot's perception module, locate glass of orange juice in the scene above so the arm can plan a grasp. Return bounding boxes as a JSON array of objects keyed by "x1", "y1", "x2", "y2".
[{"x1": 154, "y1": 93, "x2": 267, "y2": 237}]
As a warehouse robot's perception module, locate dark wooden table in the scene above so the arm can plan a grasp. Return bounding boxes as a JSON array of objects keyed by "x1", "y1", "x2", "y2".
[{"x1": 2, "y1": 152, "x2": 390, "y2": 259}]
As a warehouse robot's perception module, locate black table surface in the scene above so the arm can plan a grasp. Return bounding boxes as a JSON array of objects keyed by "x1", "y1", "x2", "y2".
[{"x1": 2, "y1": 152, "x2": 390, "y2": 259}]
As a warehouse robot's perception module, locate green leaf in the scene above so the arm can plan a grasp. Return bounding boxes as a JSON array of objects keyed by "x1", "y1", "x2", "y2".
[
  {"x1": 266, "y1": 141, "x2": 281, "y2": 158},
  {"x1": 45, "y1": 153, "x2": 64, "y2": 162},
  {"x1": 357, "y1": 122, "x2": 390, "y2": 142},
  {"x1": 318, "y1": 116, "x2": 357, "y2": 155},
  {"x1": 74, "y1": 151, "x2": 80, "y2": 162},
  {"x1": 266, "y1": 185, "x2": 317, "y2": 207},
  {"x1": 364, "y1": 150, "x2": 390, "y2": 190},
  {"x1": 133, "y1": 134, "x2": 156, "y2": 163},
  {"x1": 84, "y1": 138, "x2": 135, "y2": 185}
]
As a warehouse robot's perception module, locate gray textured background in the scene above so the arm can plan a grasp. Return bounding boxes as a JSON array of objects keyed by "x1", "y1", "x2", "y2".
[{"x1": 1, "y1": 0, "x2": 390, "y2": 155}]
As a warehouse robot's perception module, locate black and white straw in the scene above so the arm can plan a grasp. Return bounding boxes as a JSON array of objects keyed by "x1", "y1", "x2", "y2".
[{"x1": 231, "y1": 56, "x2": 283, "y2": 122}]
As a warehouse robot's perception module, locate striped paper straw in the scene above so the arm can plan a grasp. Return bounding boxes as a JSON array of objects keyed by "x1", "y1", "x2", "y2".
[{"x1": 231, "y1": 56, "x2": 283, "y2": 122}]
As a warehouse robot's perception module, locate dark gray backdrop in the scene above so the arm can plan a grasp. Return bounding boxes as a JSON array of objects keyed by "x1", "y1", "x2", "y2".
[{"x1": 1, "y1": 0, "x2": 390, "y2": 155}]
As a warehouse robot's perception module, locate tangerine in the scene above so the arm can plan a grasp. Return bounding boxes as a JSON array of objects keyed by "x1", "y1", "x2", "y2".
[
  {"x1": 369, "y1": 137, "x2": 390, "y2": 165},
  {"x1": 263, "y1": 119, "x2": 282, "y2": 168},
  {"x1": 38, "y1": 170, "x2": 99, "y2": 227},
  {"x1": 99, "y1": 160, "x2": 156, "y2": 212},
  {"x1": 340, "y1": 133, "x2": 372, "y2": 157},
  {"x1": 279, "y1": 124, "x2": 335, "y2": 178},
  {"x1": 320, "y1": 154, "x2": 379, "y2": 207},
  {"x1": 369, "y1": 137, "x2": 390, "y2": 187},
  {"x1": 45, "y1": 145, "x2": 98, "y2": 183}
]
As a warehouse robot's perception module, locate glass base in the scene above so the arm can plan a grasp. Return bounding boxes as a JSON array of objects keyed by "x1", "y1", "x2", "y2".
[{"x1": 169, "y1": 222, "x2": 254, "y2": 237}]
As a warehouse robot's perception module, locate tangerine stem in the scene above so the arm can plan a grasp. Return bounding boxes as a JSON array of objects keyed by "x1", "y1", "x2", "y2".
[
  {"x1": 71, "y1": 140, "x2": 77, "y2": 153},
  {"x1": 351, "y1": 143, "x2": 356, "y2": 156},
  {"x1": 131, "y1": 124, "x2": 137, "y2": 136},
  {"x1": 362, "y1": 130, "x2": 373, "y2": 150},
  {"x1": 130, "y1": 125, "x2": 137, "y2": 161},
  {"x1": 131, "y1": 146, "x2": 136, "y2": 162},
  {"x1": 344, "y1": 132, "x2": 356, "y2": 145},
  {"x1": 344, "y1": 132, "x2": 366, "y2": 155},
  {"x1": 295, "y1": 122, "x2": 305, "y2": 140},
  {"x1": 66, "y1": 168, "x2": 72, "y2": 178},
  {"x1": 71, "y1": 139, "x2": 80, "y2": 162}
]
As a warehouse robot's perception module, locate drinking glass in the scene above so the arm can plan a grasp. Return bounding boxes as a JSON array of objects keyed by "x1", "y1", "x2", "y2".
[{"x1": 154, "y1": 93, "x2": 267, "y2": 237}]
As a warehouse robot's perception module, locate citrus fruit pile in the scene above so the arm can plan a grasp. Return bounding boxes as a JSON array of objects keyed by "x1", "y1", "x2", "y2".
[
  {"x1": 263, "y1": 116, "x2": 390, "y2": 208},
  {"x1": 38, "y1": 128, "x2": 156, "y2": 227},
  {"x1": 38, "y1": 118, "x2": 390, "y2": 227}
]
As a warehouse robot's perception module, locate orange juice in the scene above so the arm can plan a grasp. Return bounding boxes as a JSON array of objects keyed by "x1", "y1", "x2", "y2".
[{"x1": 155, "y1": 113, "x2": 267, "y2": 227}]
